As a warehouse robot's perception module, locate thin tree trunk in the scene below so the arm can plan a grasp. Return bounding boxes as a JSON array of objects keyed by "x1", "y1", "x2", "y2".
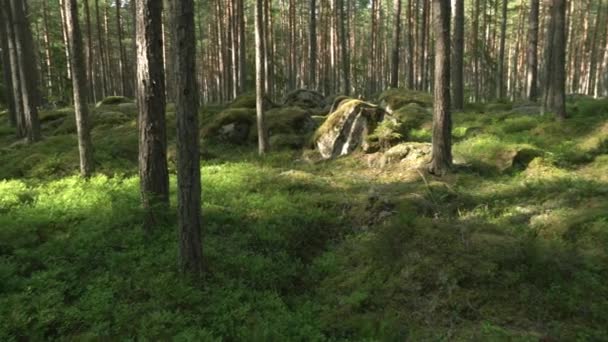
[
  {"x1": 9, "y1": 0, "x2": 41, "y2": 142},
  {"x1": 255, "y1": 0, "x2": 269, "y2": 154},
  {"x1": 339, "y1": 0, "x2": 350, "y2": 95},
  {"x1": 41, "y1": 0, "x2": 54, "y2": 100},
  {"x1": 309, "y1": 0, "x2": 317, "y2": 89},
  {"x1": 64, "y1": 0, "x2": 95, "y2": 178},
  {"x1": 496, "y1": 0, "x2": 508, "y2": 99},
  {"x1": 452, "y1": 0, "x2": 464, "y2": 109},
  {"x1": 429, "y1": 0, "x2": 452, "y2": 175},
  {"x1": 0, "y1": 5, "x2": 16, "y2": 127},
  {"x1": 2, "y1": 1, "x2": 25, "y2": 136},
  {"x1": 390, "y1": 0, "x2": 402, "y2": 88},
  {"x1": 136, "y1": 0, "x2": 170, "y2": 230},
  {"x1": 172, "y1": 0, "x2": 203, "y2": 276},
  {"x1": 116, "y1": 0, "x2": 128, "y2": 96},
  {"x1": 95, "y1": 0, "x2": 108, "y2": 97}
]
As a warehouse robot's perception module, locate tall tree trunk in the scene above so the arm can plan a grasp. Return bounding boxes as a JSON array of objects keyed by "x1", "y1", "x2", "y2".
[
  {"x1": 390, "y1": 0, "x2": 402, "y2": 88},
  {"x1": 472, "y1": 0, "x2": 481, "y2": 101},
  {"x1": 0, "y1": 5, "x2": 17, "y2": 127},
  {"x1": 238, "y1": 0, "x2": 247, "y2": 93},
  {"x1": 95, "y1": 0, "x2": 108, "y2": 97},
  {"x1": 429, "y1": 0, "x2": 452, "y2": 175},
  {"x1": 309, "y1": 0, "x2": 317, "y2": 89},
  {"x1": 41, "y1": 0, "x2": 54, "y2": 100},
  {"x1": 406, "y1": 0, "x2": 415, "y2": 89},
  {"x1": 2, "y1": 1, "x2": 25, "y2": 136},
  {"x1": 9, "y1": 0, "x2": 41, "y2": 142},
  {"x1": 586, "y1": 0, "x2": 603, "y2": 96},
  {"x1": 339, "y1": 0, "x2": 350, "y2": 95},
  {"x1": 172, "y1": 0, "x2": 203, "y2": 276},
  {"x1": 526, "y1": 0, "x2": 540, "y2": 100},
  {"x1": 496, "y1": 0, "x2": 508, "y2": 99},
  {"x1": 64, "y1": 0, "x2": 95, "y2": 178},
  {"x1": 452, "y1": 0, "x2": 464, "y2": 110},
  {"x1": 136, "y1": 0, "x2": 170, "y2": 230},
  {"x1": 116, "y1": 0, "x2": 128, "y2": 96},
  {"x1": 255, "y1": 0, "x2": 269, "y2": 154},
  {"x1": 82, "y1": 0, "x2": 95, "y2": 103},
  {"x1": 542, "y1": 0, "x2": 567, "y2": 120}
]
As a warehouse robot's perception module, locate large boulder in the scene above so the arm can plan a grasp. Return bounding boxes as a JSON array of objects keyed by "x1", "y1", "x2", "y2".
[
  {"x1": 377, "y1": 88, "x2": 433, "y2": 113},
  {"x1": 95, "y1": 96, "x2": 133, "y2": 108},
  {"x1": 284, "y1": 89, "x2": 326, "y2": 109},
  {"x1": 228, "y1": 94, "x2": 275, "y2": 110},
  {"x1": 200, "y1": 108, "x2": 255, "y2": 144},
  {"x1": 313, "y1": 99, "x2": 385, "y2": 159}
]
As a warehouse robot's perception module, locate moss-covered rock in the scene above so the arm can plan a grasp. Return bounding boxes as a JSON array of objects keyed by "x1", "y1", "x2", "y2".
[
  {"x1": 454, "y1": 134, "x2": 542, "y2": 173},
  {"x1": 200, "y1": 108, "x2": 255, "y2": 144},
  {"x1": 117, "y1": 102, "x2": 138, "y2": 115},
  {"x1": 283, "y1": 89, "x2": 326, "y2": 109},
  {"x1": 377, "y1": 88, "x2": 433, "y2": 112},
  {"x1": 95, "y1": 96, "x2": 133, "y2": 108},
  {"x1": 265, "y1": 106, "x2": 316, "y2": 135},
  {"x1": 228, "y1": 93, "x2": 275, "y2": 110},
  {"x1": 314, "y1": 99, "x2": 385, "y2": 159},
  {"x1": 269, "y1": 134, "x2": 307, "y2": 149},
  {"x1": 380, "y1": 142, "x2": 432, "y2": 168}
]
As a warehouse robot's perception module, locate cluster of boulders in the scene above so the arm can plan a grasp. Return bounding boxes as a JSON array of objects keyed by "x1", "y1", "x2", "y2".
[
  {"x1": 201, "y1": 89, "x2": 330, "y2": 148},
  {"x1": 201, "y1": 88, "x2": 436, "y2": 168}
]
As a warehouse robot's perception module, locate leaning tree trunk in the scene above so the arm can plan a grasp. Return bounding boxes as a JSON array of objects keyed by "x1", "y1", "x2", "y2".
[
  {"x1": 526, "y1": 0, "x2": 540, "y2": 101},
  {"x1": 64, "y1": 0, "x2": 95, "y2": 178},
  {"x1": 429, "y1": 0, "x2": 452, "y2": 175},
  {"x1": 172, "y1": 0, "x2": 203, "y2": 276},
  {"x1": 136, "y1": 0, "x2": 170, "y2": 230},
  {"x1": 255, "y1": 0, "x2": 269, "y2": 154},
  {"x1": 452, "y1": 0, "x2": 464, "y2": 110},
  {"x1": 9, "y1": 0, "x2": 41, "y2": 143}
]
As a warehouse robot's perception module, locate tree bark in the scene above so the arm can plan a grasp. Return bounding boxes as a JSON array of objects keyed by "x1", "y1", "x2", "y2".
[
  {"x1": 0, "y1": 5, "x2": 16, "y2": 127},
  {"x1": 116, "y1": 0, "x2": 129, "y2": 96},
  {"x1": 9, "y1": 0, "x2": 41, "y2": 142},
  {"x1": 136, "y1": 0, "x2": 170, "y2": 230},
  {"x1": 496, "y1": 0, "x2": 508, "y2": 99},
  {"x1": 390, "y1": 0, "x2": 402, "y2": 88},
  {"x1": 339, "y1": 0, "x2": 350, "y2": 94},
  {"x1": 255, "y1": 0, "x2": 269, "y2": 154},
  {"x1": 429, "y1": 0, "x2": 452, "y2": 175},
  {"x1": 526, "y1": 0, "x2": 540, "y2": 100},
  {"x1": 542, "y1": 0, "x2": 567, "y2": 120},
  {"x1": 1, "y1": 1, "x2": 25, "y2": 136},
  {"x1": 172, "y1": 0, "x2": 203, "y2": 276},
  {"x1": 64, "y1": 0, "x2": 95, "y2": 178},
  {"x1": 309, "y1": 0, "x2": 317, "y2": 89},
  {"x1": 452, "y1": 0, "x2": 464, "y2": 110}
]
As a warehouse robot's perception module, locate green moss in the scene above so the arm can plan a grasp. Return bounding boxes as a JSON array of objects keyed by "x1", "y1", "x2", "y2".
[
  {"x1": 200, "y1": 108, "x2": 255, "y2": 138},
  {"x1": 377, "y1": 88, "x2": 433, "y2": 110},
  {"x1": 500, "y1": 116, "x2": 539, "y2": 134},
  {"x1": 313, "y1": 99, "x2": 373, "y2": 141},
  {"x1": 265, "y1": 106, "x2": 314, "y2": 135},
  {"x1": 269, "y1": 134, "x2": 307, "y2": 149},
  {"x1": 95, "y1": 96, "x2": 133, "y2": 107}
]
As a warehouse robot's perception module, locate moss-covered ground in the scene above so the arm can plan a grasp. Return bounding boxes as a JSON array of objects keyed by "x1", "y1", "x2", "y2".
[{"x1": 1, "y1": 97, "x2": 607, "y2": 340}]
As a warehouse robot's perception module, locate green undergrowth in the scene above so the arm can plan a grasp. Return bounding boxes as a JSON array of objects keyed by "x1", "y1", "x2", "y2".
[{"x1": 1, "y1": 97, "x2": 608, "y2": 340}]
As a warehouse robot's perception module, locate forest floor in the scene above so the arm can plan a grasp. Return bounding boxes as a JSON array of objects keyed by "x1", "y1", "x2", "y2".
[{"x1": 1, "y1": 96, "x2": 608, "y2": 340}]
